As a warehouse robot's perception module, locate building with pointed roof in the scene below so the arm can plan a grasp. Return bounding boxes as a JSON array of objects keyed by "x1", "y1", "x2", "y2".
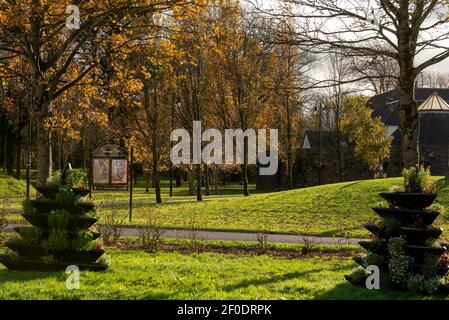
[{"x1": 289, "y1": 89, "x2": 449, "y2": 189}]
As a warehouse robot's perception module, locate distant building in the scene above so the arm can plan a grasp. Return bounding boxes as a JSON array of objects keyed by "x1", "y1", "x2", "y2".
[{"x1": 257, "y1": 88, "x2": 449, "y2": 190}]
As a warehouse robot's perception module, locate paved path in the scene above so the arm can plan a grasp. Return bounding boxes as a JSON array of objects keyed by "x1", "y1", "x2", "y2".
[{"x1": 4, "y1": 223, "x2": 364, "y2": 246}]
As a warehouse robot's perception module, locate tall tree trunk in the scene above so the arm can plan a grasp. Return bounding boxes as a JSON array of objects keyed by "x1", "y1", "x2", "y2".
[
  {"x1": 399, "y1": 71, "x2": 419, "y2": 168},
  {"x1": 188, "y1": 167, "x2": 194, "y2": 196},
  {"x1": 175, "y1": 168, "x2": 182, "y2": 187},
  {"x1": 214, "y1": 167, "x2": 219, "y2": 195},
  {"x1": 37, "y1": 120, "x2": 52, "y2": 185},
  {"x1": 195, "y1": 164, "x2": 202, "y2": 201},
  {"x1": 286, "y1": 108, "x2": 293, "y2": 190},
  {"x1": 16, "y1": 128, "x2": 22, "y2": 179},
  {"x1": 2, "y1": 124, "x2": 7, "y2": 174},
  {"x1": 242, "y1": 142, "x2": 249, "y2": 197},
  {"x1": 152, "y1": 162, "x2": 162, "y2": 204},
  {"x1": 204, "y1": 164, "x2": 210, "y2": 196},
  {"x1": 145, "y1": 175, "x2": 150, "y2": 193}
]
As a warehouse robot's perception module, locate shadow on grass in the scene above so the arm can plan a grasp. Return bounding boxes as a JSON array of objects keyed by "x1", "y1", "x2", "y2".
[
  {"x1": 224, "y1": 268, "x2": 332, "y2": 292},
  {"x1": 0, "y1": 269, "x2": 63, "y2": 284},
  {"x1": 339, "y1": 181, "x2": 362, "y2": 190},
  {"x1": 314, "y1": 281, "x2": 444, "y2": 300}
]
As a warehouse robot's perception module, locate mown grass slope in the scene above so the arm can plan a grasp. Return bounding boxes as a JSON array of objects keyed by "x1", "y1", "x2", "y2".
[
  {"x1": 0, "y1": 174, "x2": 34, "y2": 196},
  {"x1": 100, "y1": 177, "x2": 449, "y2": 238}
]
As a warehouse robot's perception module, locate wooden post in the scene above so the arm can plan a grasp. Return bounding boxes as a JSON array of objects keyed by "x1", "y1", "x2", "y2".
[{"x1": 129, "y1": 146, "x2": 134, "y2": 222}]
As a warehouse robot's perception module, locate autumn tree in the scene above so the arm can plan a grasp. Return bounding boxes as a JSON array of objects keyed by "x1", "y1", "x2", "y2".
[
  {"x1": 0, "y1": 0, "x2": 183, "y2": 185},
  {"x1": 266, "y1": 22, "x2": 309, "y2": 189},
  {"x1": 341, "y1": 95, "x2": 392, "y2": 176}
]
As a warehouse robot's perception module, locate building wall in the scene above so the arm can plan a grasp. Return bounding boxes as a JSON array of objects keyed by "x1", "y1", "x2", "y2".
[
  {"x1": 293, "y1": 148, "x2": 373, "y2": 188},
  {"x1": 256, "y1": 145, "x2": 449, "y2": 190}
]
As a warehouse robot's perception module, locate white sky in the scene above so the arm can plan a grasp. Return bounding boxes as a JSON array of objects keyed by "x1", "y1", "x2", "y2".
[{"x1": 252, "y1": 0, "x2": 449, "y2": 75}]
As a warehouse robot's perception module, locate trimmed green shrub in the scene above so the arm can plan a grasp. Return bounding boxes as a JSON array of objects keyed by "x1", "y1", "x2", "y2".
[
  {"x1": 55, "y1": 188, "x2": 76, "y2": 207},
  {"x1": 22, "y1": 199, "x2": 35, "y2": 215},
  {"x1": 17, "y1": 227, "x2": 42, "y2": 245},
  {"x1": 71, "y1": 231, "x2": 95, "y2": 251},
  {"x1": 402, "y1": 165, "x2": 431, "y2": 193},
  {"x1": 46, "y1": 171, "x2": 61, "y2": 187},
  {"x1": 45, "y1": 229, "x2": 69, "y2": 251},
  {"x1": 97, "y1": 253, "x2": 111, "y2": 267},
  {"x1": 48, "y1": 210, "x2": 70, "y2": 229},
  {"x1": 66, "y1": 169, "x2": 87, "y2": 188},
  {"x1": 407, "y1": 274, "x2": 440, "y2": 295}
]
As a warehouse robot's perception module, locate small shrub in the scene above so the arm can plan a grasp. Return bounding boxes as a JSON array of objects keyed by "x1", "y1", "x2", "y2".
[
  {"x1": 66, "y1": 169, "x2": 87, "y2": 188},
  {"x1": 388, "y1": 237, "x2": 407, "y2": 257},
  {"x1": 407, "y1": 274, "x2": 441, "y2": 295},
  {"x1": 22, "y1": 199, "x2": 35, "y2": 215},
  {"x1": 181, "y1": 211, "x2": 202, "y2": 249},
  {"x1": 71, "y1": 231, "x2": 95, "y2": 251},
  {"x1": 4, "y1": 248, "x2": 19, "y2": 261},
  {"x1": 345, "y1": 269, "x2": 367, "y2": 286},
  {"x1": 97, "y1": 253, "x2": 111, "y2": 267},
  {"x1": 376, "y1": 217, "x2": 400, "y2": 234},
  {"x1": 139, "y1": 210, "x2": 165, "y2": 253},
  {"x1": 388, "y1": 237, "x2": 413, "y2": 286},
  {"x1": 18, "y1": 227, "x2": 42, "y2": 245},
  {"x1": 41, "y1": 255, "x2": 57, "y2": 265},
  {"x1": 402, "y1": 165, "x2": 431, "y2": 193},
  {"x1": 55, "y1": 188, "x2": 76, "y2": 207},
  {"x1": 362, "y1": 252, "x2": 384, "y2": 267},
  {"x1": 48, "y1": 210, "x2": 70, "y2": 229},
  {"x1": 389, "y1": 254, "x2": 414, "y2": 286},
  {"x1": 46, "y1": 171, "x2": 61, "y2": 186},
  {"x1": 45, "y1": 229, "x2": 69, "y2": 251},
  {"x1": 98, "y1": 208, "x2": 125, "y2": 245}
]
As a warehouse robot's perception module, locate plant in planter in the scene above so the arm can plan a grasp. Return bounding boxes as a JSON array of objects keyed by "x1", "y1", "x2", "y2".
[
  {"x1": 402, "y1": 165, "x2": 431, "y2": 193},
  {"x1": 347, "y1": 166, "x2": 448, "y2": 295},
  {"x1": 65, "y1": 169, "x2": 87, "y2": 189}
]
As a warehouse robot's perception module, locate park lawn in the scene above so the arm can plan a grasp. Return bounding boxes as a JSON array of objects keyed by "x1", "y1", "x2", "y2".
[
  {"x1": 0, "y1": 174, "x2": 35, "y2": 197},
  {"x1": 89, "y1": 180, "x2": 265, "y2": 204},
  {"x1": 96, "y1": 177, "x2": 449, "y2": 238},
  {"x1": 0, "y1": 249, "x2": 438, "y2": 300}
]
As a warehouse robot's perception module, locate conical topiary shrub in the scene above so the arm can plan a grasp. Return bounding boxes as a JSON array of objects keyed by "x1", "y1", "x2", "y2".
[
  {"x1": 346, "y1": 166, "x2": 449, "y2": 295},
  {"x1": 0, "y1": 170, "x2": 110, "y2": 271}
]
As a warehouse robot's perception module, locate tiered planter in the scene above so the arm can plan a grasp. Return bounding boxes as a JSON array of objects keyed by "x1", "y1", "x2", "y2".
[
  {"x1": 0, "y1": 186, "x2": 108, "y2": 271},
  {"x1": 346, "y1": 192, "x2": 449, "y2": 292}
]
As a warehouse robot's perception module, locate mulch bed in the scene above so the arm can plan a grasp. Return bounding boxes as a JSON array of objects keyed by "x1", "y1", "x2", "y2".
[{"x1": 109, "y1": 239, "x2": 360, "y2": 260}]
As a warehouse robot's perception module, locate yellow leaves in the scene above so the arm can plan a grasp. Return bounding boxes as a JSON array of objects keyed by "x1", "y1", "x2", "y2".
[{"x1": 340, "y1": 95, "x2": 392, "y2": 173}]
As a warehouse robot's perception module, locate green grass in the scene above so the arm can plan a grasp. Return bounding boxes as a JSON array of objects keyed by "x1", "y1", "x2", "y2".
[
  {"x1": 0, "y1": 174, "x2": 35, "y2": 196},
  {"x1": 5, "y1": 175, "x2": 449, "y2": 239},
  {"x1": 95, "y1": 177, "x2": 449, "y2": 238},
  {"x1": 0, "y1": 249, "x2": 440, "y2": 300}
]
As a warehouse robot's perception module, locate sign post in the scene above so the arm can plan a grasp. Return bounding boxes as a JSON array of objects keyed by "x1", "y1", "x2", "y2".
[{"x1": 129, "y1": 146, "x2": 134, "y2": 222}]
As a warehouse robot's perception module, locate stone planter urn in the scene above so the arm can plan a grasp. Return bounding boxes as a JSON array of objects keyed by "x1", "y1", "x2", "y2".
[
  {"x1": 0, "y1": 186, "x2": 108, "y2": 271},
  {"x1": 346, "y1": 190, "x2": 449, "y2": 294}
]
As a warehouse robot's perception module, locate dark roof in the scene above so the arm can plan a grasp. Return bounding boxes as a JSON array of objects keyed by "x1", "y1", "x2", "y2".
[
  {"x1": 391, "y1": 112, "x2": 449, "y2": 146},
  {"x1": 303, "y1": 131, "x2": 349, "y2": 149},
  {"x1": 369, "y1": 88, "x2": 449, "y2": 125}
]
